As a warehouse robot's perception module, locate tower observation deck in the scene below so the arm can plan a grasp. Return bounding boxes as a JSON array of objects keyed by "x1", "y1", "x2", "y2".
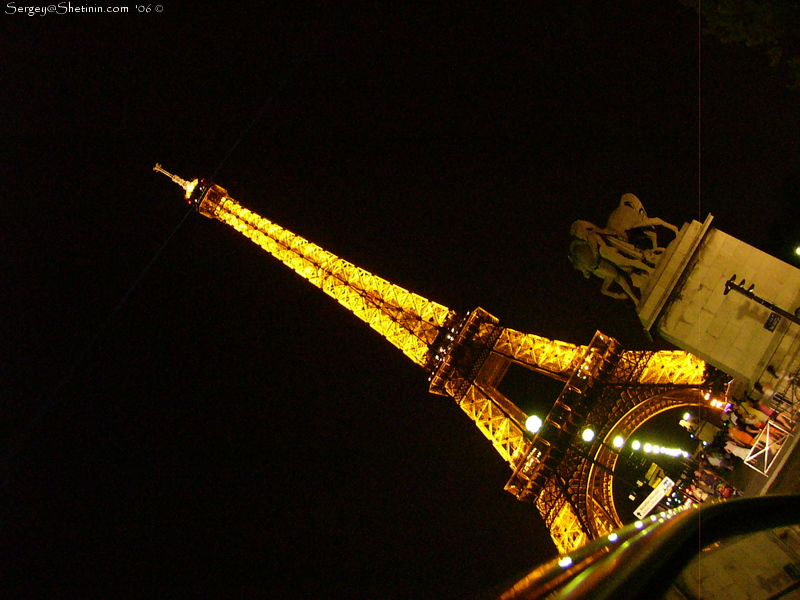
[{"x1": 155, "y1": 164, "x2": 708, "y2": 554}]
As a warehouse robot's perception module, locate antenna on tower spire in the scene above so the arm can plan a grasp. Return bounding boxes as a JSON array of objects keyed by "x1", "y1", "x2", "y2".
[{"x1": 153, "y1": 163, "x2": 198, "y2": 199}]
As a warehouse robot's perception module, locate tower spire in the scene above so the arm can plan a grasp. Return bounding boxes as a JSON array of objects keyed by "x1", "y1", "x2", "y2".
[
  {"x1": 153, "y1": 163, "x2": 198, "y2": 198},
  {"x1": 157, "y1": 165, "x2": 456, "y2": 366}
]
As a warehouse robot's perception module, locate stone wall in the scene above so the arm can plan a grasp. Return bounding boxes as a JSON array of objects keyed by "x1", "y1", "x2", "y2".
[{"x1": 639, "y1": 217, "x2": 800, "y2": 387}]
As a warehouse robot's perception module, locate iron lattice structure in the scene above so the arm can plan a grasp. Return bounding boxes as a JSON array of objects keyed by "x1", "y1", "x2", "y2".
[{"x1": 156, "y1": 166, "x2": 708, "y2": 554}]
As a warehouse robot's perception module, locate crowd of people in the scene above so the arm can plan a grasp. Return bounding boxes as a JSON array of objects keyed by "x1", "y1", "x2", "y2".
[{"x1": 680, "y1": 367, "x2": 797, "y2": 503}]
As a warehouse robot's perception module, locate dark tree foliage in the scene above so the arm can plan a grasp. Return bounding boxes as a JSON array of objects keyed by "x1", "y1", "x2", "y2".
[{"x1": 681, "y1": 0, "x2": 800, "y2": 88}]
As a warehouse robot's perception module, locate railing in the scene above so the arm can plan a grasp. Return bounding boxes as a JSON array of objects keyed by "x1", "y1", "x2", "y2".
[
  {"x1": 487, "y1": 495, "x2": 800, "y2": 600},
  {"x1": 744, "y1": 420, "x2": 793, "y2": 475}
]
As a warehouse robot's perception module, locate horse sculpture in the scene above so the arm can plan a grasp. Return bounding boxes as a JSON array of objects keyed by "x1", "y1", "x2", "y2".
[
  {"x1": 568, "y1": 239, "x2": 641, "y2": 302},
  {"x1": 569, "y1": 193, "x2": 680, "y2": 302},
  {"x1": 605, "y1": 193, "x2": 679, "y2": 248},
  {"x1": 570, "y1": 220, "x2": 654, "y2": 275}
]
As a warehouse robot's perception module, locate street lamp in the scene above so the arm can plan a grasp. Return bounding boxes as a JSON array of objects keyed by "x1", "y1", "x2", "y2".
[{"x1": 525, "y1": 415, "x2": 543, "y2": 433}]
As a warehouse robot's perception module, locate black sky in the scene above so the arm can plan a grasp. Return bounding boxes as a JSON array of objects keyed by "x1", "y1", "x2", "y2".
[{"x1": 3, "y1": 3, "x2": 800, "y2": 599}]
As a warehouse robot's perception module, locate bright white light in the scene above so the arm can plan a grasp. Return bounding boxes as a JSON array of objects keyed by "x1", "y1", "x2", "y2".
[
  {"x1": 613, "y1": 436, "x2": 624, "y2": 448},
  {"x1": 525, "y1": 415, "x2": 543, "y2": 433},
  {"x1": 634, "y1": 521, "x2": 644, "y2": 529},
  {"x1": 607, "y1": 533, "x2": 618, "y2": 542},
  {"x1": 704, "y1": 392, "x2": 711, "y2": 400},
  {"x1": 582, "y1": 428, "x2": 595, "y2": 443},
  {"x1": 558, "y1": 556, "x2": 573, "y2": 568},
  {"x1": 631, "y1": 440, "x2": 641, "y2": 451},
  {"x1": 683, "y1": 412, "x2": 691, "y2": 421},
  {"x1": 643, "y1": 443, "x2": 653, "y2": 453},
  {"x1": 652, "y1": 445, "x2": 660, "y2": 454},
  {"x1": 795, "y1": 246, "x2": 800, "y2": 257}
]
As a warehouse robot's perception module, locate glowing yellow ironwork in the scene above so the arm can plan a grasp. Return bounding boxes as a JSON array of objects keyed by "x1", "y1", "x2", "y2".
[
  {"x1": 448, "y1": 379, "x2": 532, "y2": 466},
  {"x1": 494, "y1": 328, "x2": 586, "y2": 380},
  {"x1": 195, "y1": 185, "x2": 454, "y2": 366},
  {"x1": 156, "y1": 166, "x2": 711, "y2": 559},
  {"x1": 588, "y1": 498, "x2": 616, "y2": 538},
  {"x1": 492, "y1": 331, "x2": 705, "y2": 386},
  {"x1": 634, "y1": 350, "x2": 705, "y2": 385},
  {"x1": 541, "y1": 494, "x2": 591, "y2": 555}
]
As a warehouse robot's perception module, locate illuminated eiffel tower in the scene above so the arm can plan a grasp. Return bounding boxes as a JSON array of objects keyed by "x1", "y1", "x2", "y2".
[{"x1": 155, "y1": 164, "x2": 707, "y2": 554}]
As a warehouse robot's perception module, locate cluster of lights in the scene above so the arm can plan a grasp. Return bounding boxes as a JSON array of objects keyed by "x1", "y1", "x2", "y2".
[
  {"x1": 589, "y1": 429, "x2": 690, "y2": 458},
  {"x1": 525, "y1": 416, "x2": 691, "y2": 458},
  {"x1": 663, "y1": 491, "x2": 686, "y2": 508},
  {"x1": 433, "y1": 335, "x2": 455, "y2": 361},
  {"x1": 702, "y1": 393, "x2": 729, "y2": 410},
  {"x1": 630, "y1": 440, "x2": 689, "y2": 458},
  {"x1": 427, "y1": 322, "x2": 464, "y2": 382}
]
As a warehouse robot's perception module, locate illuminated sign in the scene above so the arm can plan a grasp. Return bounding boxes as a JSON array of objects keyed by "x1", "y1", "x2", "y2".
[{"x1": 634, "y1": 477, "x2": 674, "y2": 519}]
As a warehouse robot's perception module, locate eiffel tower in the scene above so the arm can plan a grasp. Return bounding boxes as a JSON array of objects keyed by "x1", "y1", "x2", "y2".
[{"x1": 155, "y1": 164, "x2": 708, "y2": 554}]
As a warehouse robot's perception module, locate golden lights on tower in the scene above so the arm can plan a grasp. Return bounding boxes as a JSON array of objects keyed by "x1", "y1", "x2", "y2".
[
  {"x1": 156, "y1": 165, "x2": 709, "y2": 556},
  {"x1": 154, "y1": 165, "x2": 454, "y2": 367}
]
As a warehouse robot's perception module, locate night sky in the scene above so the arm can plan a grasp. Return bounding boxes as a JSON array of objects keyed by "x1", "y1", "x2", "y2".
[{"x1": 4, "y1": 3, "x2": 800, "y2": 599}]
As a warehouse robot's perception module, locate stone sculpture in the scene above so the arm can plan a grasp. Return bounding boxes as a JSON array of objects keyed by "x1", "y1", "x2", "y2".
[{"x1": 569, "y1": 194, "x2": 679, "y2": 302}]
